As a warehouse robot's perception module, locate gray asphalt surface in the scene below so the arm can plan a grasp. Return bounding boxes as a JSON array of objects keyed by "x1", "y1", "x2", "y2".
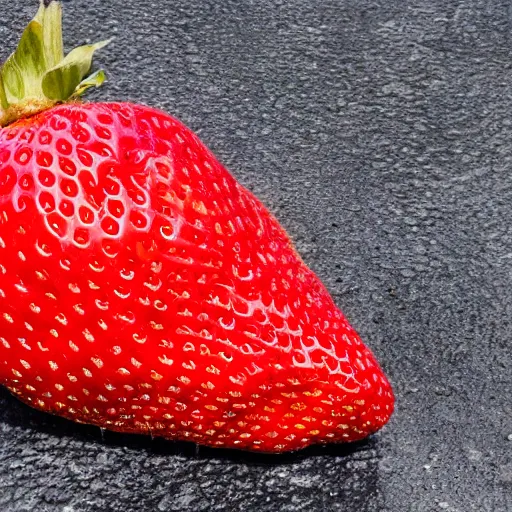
[{"x1": 1, "y1": 1, "x2": 512, "y2": 511}]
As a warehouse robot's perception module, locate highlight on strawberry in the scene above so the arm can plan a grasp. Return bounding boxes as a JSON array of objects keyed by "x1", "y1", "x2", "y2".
[{"x1": 0, "y1": 1, "x2": 394, "y2": 453}]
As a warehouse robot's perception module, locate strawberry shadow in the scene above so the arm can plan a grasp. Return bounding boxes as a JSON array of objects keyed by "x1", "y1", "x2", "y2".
[
  {"x1": 1, "y1": 386, "x2": 378, "y2": 464},
  {"x1": 100, "y1": 429, "x2": 377, "y2": 465}
]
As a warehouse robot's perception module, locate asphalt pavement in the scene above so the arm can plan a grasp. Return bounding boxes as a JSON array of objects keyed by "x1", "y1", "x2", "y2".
[{"x1": 0, "y1": 1, "x2": 511, "y2": 511}]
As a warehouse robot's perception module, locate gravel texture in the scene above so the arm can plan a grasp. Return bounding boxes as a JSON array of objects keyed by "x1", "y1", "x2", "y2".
[{"x1": 1, "y1": 0, "x2": 512, "y2": 511}]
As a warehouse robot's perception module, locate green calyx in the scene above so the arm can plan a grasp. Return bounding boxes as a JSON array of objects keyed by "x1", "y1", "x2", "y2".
[{"x1": 0, "y1": 0, "x2": 110, "y2": 127}]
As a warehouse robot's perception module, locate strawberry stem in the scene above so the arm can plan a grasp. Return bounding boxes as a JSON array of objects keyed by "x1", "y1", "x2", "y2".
[{"x1": 0, "y1": 0, "x2": 109, "y2": 127}]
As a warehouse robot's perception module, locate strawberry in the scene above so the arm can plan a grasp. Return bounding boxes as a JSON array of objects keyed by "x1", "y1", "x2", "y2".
[{"x1": 0, "y1": 1, "x2": 394, "y2": 453}]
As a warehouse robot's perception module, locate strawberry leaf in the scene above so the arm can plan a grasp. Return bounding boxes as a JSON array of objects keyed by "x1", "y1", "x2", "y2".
[
  {"x1": 1, "y1": 20, "x2": 46, "y2": 102},
  {"x1": 33, "y1": 0, "x2": 64, "y2": 68},
  {"x1": 0, "y1": 75, "x2": 9, "y2": 110},
  {"x1": 0, "y1": 1, "x2": 110, "y2": 126},
  {"x1": 72, "y1": 69, "x2": 106, "y2": 98},
  {"x1": 42, "y1": 40, "x2": 110, "y2": 101}
]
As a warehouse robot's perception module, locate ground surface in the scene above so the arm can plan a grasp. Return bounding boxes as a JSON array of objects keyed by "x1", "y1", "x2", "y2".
[{"x1": 1, "y1": 1, "x2": 512, "y2": 511}]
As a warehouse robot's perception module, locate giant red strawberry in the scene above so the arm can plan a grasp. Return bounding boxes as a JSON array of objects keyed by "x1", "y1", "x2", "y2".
[{"x1": 0, "y1": 1, "x2": 394, "y2": 452}]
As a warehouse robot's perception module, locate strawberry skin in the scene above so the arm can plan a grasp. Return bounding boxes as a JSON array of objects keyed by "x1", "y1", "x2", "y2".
[{"x1": 0, "y1": 102, "x2": 394, "y2": 452}]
